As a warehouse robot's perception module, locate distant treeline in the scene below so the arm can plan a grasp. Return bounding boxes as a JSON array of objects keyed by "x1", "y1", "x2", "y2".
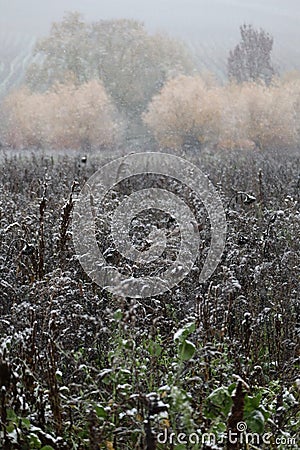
[{"x1": 1, "y1": 13, "x2": 300, "y2": 151}]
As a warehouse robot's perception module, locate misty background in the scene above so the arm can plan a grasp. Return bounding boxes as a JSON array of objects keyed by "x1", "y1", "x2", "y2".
[{"x1": 0, "y1": 0, "x2": 300, "y2": 97}]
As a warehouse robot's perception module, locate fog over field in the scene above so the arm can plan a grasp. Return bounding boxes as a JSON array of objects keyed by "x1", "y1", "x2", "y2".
[
  {"x1": 1, "y1": 0, "x2": 300, "y2": 38},
  {"x1": 0, "y1": 0, "x2": 300, "y2": 94}
]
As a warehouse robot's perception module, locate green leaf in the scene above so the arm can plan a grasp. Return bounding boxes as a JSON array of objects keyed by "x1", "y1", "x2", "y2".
[
  {"x1": 6, "y1": 409, "x2": 17, "y2": 421},
  {"x1": 22, "y1": 417, "x2": 31, "y2": 429},
  {"x1": 29, "y1": 433, "x2": 41, "y2": 449},
  {"x1": 228, "y1": 383, "x2": 237, "y2": 395},
  {"x1": 174, "y1": 322, "x2": 196, "y2": 342},
  {"x1": 6, "y1": 424, "x2": 15, "y2": 433},
  {"x1": 259, "y1": 405, "x2": 271, "y2": 422},
  {"x1": 114, "y1": 309, "x2": 123, "y2": 321},
  {"x1": 246, "y1": 410, "x2": 265, "y2": 434},
  {"x1": 178, "y1": 339, "x2": 196, "y2": 361},
  {"x1": 95, "y1": 405, "x2": 107, "y2": 419},
  {"x1": 244, "y1": 393, "x2": 262, "y2": 412},
  {"x1": 41, "y1": 446, "x2": 55, "y2": 450},
  {"x1": 148, "y1": 340, "x2": 162, "y2": 357},
  {"x1": 205, "y1": 386, "x2": 233, "y2": 418},
  {"x1": 207, "y1": 387, "x2": 231, "y2": 407}
]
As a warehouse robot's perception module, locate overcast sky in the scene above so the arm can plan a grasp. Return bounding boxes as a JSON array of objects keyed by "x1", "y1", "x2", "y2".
[{"x1": 0, "y1": 0, "x2": 299, "y2": 42}]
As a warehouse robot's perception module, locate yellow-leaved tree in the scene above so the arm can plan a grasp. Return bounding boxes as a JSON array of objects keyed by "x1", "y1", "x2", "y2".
[
  {"x1": 1, "y1": 80, "x2": 119, "y2": 149},
  {"x1": 143, "y1": 75, "x2": 224, "y2": 150},
  {"x1": 216, "y1": 81, "x2": 298, "y2": 150},
  {"x1": 143, "y1": 74, "x2": 300, "y2": 151}
]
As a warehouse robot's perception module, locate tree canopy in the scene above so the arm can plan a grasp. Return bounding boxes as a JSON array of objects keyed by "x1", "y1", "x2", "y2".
[
  {"x1": 26, "y1": 12, "x2": 194, "y2": 115},
  {"x1": 228, "y1": 24, "x2": 275, "y2": 84}
]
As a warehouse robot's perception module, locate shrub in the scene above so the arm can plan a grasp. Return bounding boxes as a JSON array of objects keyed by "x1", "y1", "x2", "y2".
[
  {"x1": 143, "y1": 75, "x2": 224, "y2": 150},
  {"x1": 219, "y1": 80, "x2": 299, "y2": 150},
  {"x1": 144, "y1": 75, "x2": 300, "y2": 151},
  {"x1": 1, "y1": 80, "x2": 118, "y2": 150}
]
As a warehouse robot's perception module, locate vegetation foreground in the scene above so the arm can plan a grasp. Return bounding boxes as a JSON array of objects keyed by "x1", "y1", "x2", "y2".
[{"x1": 0, "y1": 146, "x2": 299, "y2": 449}]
